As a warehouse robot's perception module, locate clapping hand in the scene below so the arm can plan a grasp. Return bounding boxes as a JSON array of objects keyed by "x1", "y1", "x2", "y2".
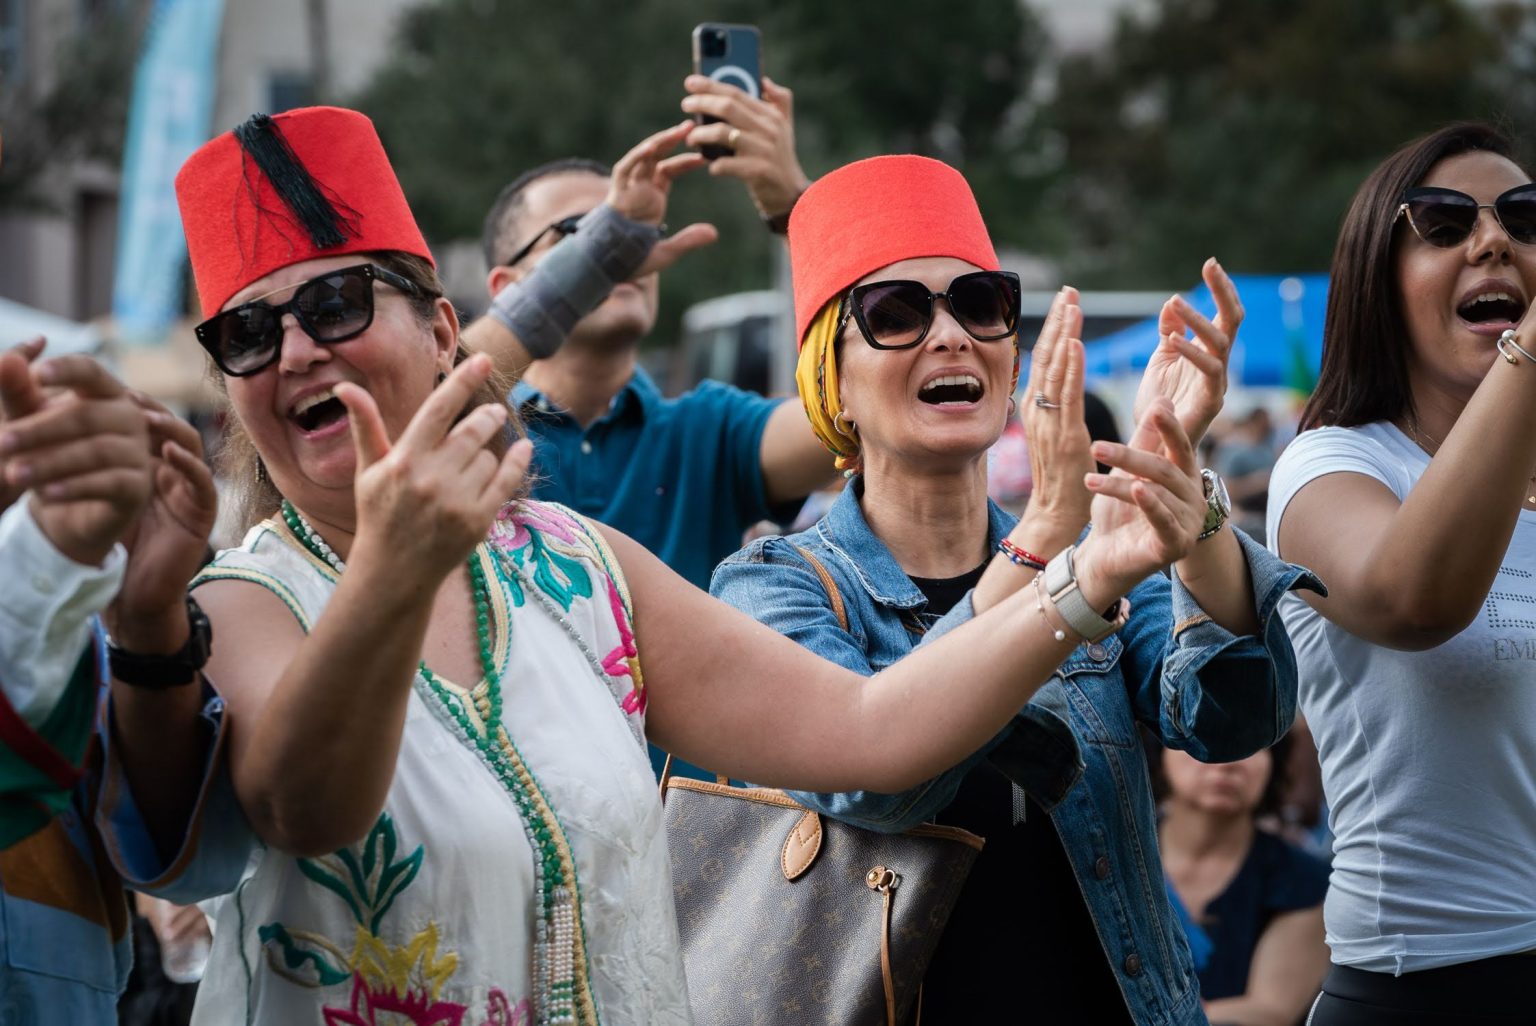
[
  {"x1": 105, "y1": 394, "x2": 219, "y2": 652},
  {"x1": 1074, "y1": 399, "x2": 1206, "y2": 604},
  {"x1": 0, "y1": 345, "x2": 152, "y2": 566},
  {"x1": 335, "y1": 354, "x2": 533, "y2": 581},
  {"x1": 1020, "y1": 288, "x2": 1094, "y2": 539},
  {"x1": 1132, "y1": 258, "x2": 1243, "y2": 447}
]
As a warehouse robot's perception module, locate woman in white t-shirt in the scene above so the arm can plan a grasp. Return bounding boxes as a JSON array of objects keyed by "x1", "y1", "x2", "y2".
[{"x1": 1268, "y1": 122, "x2": 1536, "y2": 1024}]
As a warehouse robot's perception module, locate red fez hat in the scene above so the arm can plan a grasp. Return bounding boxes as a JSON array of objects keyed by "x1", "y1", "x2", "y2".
[
  {"x1": 176, "y1": 106, "x2": 433, "y2": 319},
  {"x1": 787, "y1": 155, "x2": 998, "y2": 346}
]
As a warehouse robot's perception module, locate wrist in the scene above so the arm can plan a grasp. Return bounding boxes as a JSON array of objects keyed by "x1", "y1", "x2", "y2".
[
  {"x1": 29, "y1": 497, "x2": 119, "y2": 567},
  {"x1": 1016, "y1": 508, "x2": 1086, "y2": 555},
  {"x1": 108, "y1": 603, "x2": 193, "y2": 655},
  {"x1": 762, "y1": 178, "x2": 809, "y2": 235},
  {"x1": 1068, "y1": 542, "x2": 1124, "y2": 615}
]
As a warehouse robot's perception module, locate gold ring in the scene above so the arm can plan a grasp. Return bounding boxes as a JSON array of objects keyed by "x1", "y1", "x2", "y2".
[{"x1": 727, "y1": 128, "x2": 742, "y2": 151}]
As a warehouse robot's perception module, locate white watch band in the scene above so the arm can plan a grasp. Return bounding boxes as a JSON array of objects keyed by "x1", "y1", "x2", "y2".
[{"x1": 1042, "y1": 545, "x2": 1123, "y2": 644}]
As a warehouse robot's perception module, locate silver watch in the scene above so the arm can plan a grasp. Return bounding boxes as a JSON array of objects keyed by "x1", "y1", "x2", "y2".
[{"x1": 1199, "y1": 468, "x2": 1232, "y2": 541}]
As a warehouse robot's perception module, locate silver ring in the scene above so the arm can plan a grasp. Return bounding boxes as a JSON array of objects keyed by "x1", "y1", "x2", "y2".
[{"x1": 1034, "y1": 392, "x2": 1061, "y2": 410}]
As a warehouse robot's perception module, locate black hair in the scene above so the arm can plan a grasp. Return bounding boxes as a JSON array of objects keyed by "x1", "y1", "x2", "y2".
[{"x1": 480, "y1": 157, "x2": 611, "y2": 269}]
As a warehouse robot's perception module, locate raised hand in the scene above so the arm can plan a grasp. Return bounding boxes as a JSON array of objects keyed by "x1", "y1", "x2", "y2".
[
  {"x1": 105, "y1": 395, "x2": 220, "y2": 652},
  {"x1": 1132, "y1": 258, "x2": 1243, "y2": 447},
  {"x1": 0, "y1": 353, "x2": 152, "y2": 566},
  {"x1": 1020, "y1": 287, "x2": 1094, "y2": 539},
  {"x1": 334, "y1": 354, "x2": 532, "y2": 581},
  {"x1": 606, "y1": 120, "x2": 719, "y2": 278},
  {"x1": 681, "y1": 74, "x2": 811, "y2": 219},
  {"x1": 1074, "y1": 398, "x2": 1206, "y2": 605},
  {"x1": 0, "y1": 336, "x2": 48, "y2": 513}
]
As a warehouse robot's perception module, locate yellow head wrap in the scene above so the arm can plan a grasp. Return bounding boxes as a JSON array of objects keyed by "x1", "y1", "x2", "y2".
[
  {"x1": 795, "y1": 294, "x2": 1024, "y2": 476},
  {"x1": 795, "y1": 297, "x2": 861, "y2": 473}
]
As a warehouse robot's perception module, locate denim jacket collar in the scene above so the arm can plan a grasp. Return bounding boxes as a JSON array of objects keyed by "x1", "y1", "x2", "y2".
[{"x1": 817, "y1": 477, "x2": 1016, "y2": 612}]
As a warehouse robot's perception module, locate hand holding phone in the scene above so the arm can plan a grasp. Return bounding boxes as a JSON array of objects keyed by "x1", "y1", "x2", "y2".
[{"x1": 690, "y1": 23, "x2": 762, "y2": 160}]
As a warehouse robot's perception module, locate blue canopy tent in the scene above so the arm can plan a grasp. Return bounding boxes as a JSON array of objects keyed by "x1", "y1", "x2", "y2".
[{"x1": 1081, "y1": 274, "x2": 1328, "y2": 390}]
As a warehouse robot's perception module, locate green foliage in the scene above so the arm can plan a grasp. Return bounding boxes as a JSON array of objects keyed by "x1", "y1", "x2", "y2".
[
  {"x1": 350, "y1": 0, "x2": 1048, "y2": 340},
  {"x1": 0, "y1": 6, "x2": 144, "y2": 213},
  {"x1": 353, "y1": 0, "x2": 1536, "y2": 312},
  {"x1": 1047, "y1": 0, "x2": 1536, "y2": 284}
]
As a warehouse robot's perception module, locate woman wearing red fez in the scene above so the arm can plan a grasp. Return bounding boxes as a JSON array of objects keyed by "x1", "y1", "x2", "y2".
[
  {"x1": 710, "y1": 154, "x2": 1320, "y2": 1024},
  {"x1": 155, "y1": 109, "x2": 1223, "y2": 1026}
]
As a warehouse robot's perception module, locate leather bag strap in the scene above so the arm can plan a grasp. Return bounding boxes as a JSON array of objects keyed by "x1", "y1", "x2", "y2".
[{"x1": 792, "y1": 545, "x2": 848, "y2": 632}]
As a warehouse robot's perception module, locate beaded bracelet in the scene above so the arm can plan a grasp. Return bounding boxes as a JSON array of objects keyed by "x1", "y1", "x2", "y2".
[
  {"x1": 998, "y1": 538, "x2": 1048, "y2": 571},
  {"x1": 1497, "y1": 328, "x2": 1536, "y2": 367},
  {"x1": 1032, "y1": 572, "x2": 1076, "y2": 643}
]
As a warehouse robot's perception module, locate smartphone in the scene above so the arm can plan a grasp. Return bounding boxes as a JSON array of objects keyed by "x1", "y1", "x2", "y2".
[{"x1": 691, "y1": 23, "x2": 762, "y2": 160}]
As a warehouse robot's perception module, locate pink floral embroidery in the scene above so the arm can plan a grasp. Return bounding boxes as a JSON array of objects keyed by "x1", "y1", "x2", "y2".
[
  {"x1": 322, "y1": 973, "x2": 468, "y2": 1026},
  {"x1": 600, "y1": 575, "x2": 646, "y2": 715},
  {"x1": 493, "y1": 501, "x2": 581, "y2": 553},
  {"x1": 480, "y1": 989, "x2": 532, "y2": 1026}
]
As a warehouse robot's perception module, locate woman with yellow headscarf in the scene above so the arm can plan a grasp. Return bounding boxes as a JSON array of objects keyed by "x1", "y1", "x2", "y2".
[{"x1": 712, "y1": 154, "x2": 1320, "y2": 1024}]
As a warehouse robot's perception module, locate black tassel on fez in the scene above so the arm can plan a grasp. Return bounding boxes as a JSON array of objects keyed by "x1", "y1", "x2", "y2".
[{"x1": 233, "y1": 113, "x2": 351, "y2": 250}]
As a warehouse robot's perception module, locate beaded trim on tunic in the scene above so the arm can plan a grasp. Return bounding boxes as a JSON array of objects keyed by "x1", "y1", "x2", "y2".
[{"x1": 250, "y1": 499, "x2": 653, "y2": 1026}]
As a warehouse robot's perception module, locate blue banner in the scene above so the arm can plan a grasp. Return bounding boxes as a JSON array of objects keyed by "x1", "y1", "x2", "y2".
[{"x1": 112, "y1": 0, "x2": 225, "y2": 346}]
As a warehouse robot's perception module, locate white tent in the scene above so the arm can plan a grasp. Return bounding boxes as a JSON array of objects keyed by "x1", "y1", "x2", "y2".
[{"x1": 0, "y1": 296, "x2": 105, "y2": 357}]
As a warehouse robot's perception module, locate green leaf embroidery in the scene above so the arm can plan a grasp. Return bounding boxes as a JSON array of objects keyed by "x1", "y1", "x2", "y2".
[
  {"x1": 296, "y1": 856, "x2": 365, "y2": 926},
  {"x1": 257, "y1": 923, "x2": 352, "y2": 987},
  {"x1": 299, "y1": 813, "x2": 425, "y2": 933}
]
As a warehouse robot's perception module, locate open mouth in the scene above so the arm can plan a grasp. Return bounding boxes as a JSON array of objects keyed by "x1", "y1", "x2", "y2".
[
  {"x1": 289, "y1": 388, "x2": 349, "y2": 433},
  {"x1": 1457, "y1": 290, "x2": 1527, "y2": 327},
  {"x1": 918, "y1": 374, "x2": 984, "y2": 406}
]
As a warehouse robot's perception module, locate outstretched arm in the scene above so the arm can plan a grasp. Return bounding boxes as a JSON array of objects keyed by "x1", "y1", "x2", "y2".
[
  {"x1": 198, "y1": 357, "x2": 533, "y2": 857},
  {"x1": 628, "y1": 417, "x2": 1208, "y2": 792}
]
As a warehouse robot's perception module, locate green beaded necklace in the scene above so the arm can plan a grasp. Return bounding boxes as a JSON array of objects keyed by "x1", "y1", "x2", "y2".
[{"x1": 277, "y1": 501, "x2": 593, "y2": 1025}]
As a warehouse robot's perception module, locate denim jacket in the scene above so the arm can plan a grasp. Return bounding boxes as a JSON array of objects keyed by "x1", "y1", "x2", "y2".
[{"x1": 710, "y1": 484, "x2": 1321, "y2": 1026}]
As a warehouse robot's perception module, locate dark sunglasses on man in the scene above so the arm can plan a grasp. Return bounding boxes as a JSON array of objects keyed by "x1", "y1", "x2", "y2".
[
  {"x1": 838, "y1": 270, "x2": 1022, "y2": 350},
  {"x1": 501, "y1": 213, "x2": 585, "y2": 268},
  {"x1": 194, "y1": 263, "x2": 425, "y2": 377},
  {"x1": 1396, "y1": 184, "x2": 1536, "y2": 249}
]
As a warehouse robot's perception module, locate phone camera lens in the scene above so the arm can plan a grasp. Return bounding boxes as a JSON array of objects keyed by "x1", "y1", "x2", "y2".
[{"x1": 702, "y1": 29, "x2": 728, "y2": 58}]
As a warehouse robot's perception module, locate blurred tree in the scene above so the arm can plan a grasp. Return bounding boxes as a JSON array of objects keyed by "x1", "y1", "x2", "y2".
[
  {"x1": 0, "y1": 5, "x2": 146, "y2": 213},
  {"x1": 351, "y1": 0, "x2": 1051, "y2": 348},
  {"x1": 1046, "y1": 0, "x2": 1536, "y2": 286}
]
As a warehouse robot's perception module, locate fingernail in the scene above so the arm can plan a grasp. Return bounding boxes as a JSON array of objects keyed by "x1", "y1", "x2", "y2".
[
  {"x1": 0, "y1": 432, "x2": 14, "y2": 454},
  {"x1": 42, "y1": 482, "x2": 66, "y2": 498},
  {"x1": 9, "y1": 463, "x2": 30, "y2": 485},
  {"x1": 36, "y1": 364, "x2": 58, "y2": 384},
  {"x1": 680, "y1": 98, "x2": 696, "y2": 111}
]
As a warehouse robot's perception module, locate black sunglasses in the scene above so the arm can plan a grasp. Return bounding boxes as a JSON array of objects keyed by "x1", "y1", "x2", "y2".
[
  {"x1": 837, "y1": 270, "x2": 1021, "y2": 350},
  {"x1": 1396, "y1": 184, "x2": 1536, "y2": 248},
  {"x1": 195, "y1": 263, "x2": 424, "y2": 377},
  {"x1": 501, "y1": 213, "x2": 585, "y2": 268}
]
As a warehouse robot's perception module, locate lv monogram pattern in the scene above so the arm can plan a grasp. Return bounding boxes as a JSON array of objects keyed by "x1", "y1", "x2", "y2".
[{"x1": 665, "y1": 783, "x2": 979, "y2": 1026}]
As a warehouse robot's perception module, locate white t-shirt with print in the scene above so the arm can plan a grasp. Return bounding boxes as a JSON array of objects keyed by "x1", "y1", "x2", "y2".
[{"x1": 1268, "y1": 421, "x2": 1536, "y2": 974}]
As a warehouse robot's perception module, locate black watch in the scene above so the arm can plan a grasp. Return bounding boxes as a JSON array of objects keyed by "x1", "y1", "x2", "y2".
[{"x1": 107, "y1": 594, "x2": 213, "y2": 689}]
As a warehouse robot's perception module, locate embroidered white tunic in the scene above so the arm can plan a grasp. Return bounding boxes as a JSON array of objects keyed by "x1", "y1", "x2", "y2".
[{"x1": 185, "y1": 501, "x2": 690, "y2": 1025}]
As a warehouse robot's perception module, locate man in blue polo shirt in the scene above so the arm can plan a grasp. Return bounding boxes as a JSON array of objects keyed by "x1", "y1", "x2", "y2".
[{"x1": 466, "y1": 76, "x2": 833, "y2": 589}]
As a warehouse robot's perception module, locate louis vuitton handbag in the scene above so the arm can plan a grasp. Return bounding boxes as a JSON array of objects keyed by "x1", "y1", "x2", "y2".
[{"x1": 661, "y1": 548, "x2": 983, "y2": 1026}]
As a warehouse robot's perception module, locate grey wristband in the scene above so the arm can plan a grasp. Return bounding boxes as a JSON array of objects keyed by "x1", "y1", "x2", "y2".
[{"x1": 487, "y1": 204, "x2": 661, "y2": 359}]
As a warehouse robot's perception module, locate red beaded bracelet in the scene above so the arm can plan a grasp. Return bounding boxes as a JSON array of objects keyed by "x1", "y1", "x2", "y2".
[{"x1": 998, "y1": 538, "x2": 1047, "y2": 571}]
